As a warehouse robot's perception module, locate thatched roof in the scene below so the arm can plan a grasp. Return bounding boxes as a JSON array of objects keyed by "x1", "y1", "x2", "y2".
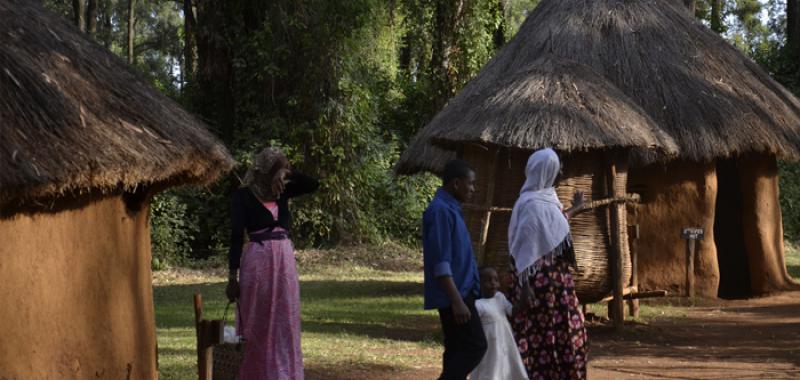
[
  {"x1": 396, "y1": 0, "x2": 800, "y2": 175},
  {"x1": 395, "y1": 54, "x2": 679, "y2": 174},
  {"x1": 0, "y1": 0, "x2": 235, "y2": 207}
]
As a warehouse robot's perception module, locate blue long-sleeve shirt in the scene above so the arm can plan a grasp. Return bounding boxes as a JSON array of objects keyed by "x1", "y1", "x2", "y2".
[{"x1": 422, "y1": 188, "x2": 480, "y2": 310}]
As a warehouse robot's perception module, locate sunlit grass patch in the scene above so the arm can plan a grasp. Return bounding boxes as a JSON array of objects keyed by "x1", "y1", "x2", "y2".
[{"x1": 154, "y1": 264, "x2": 439, "y2": 379}]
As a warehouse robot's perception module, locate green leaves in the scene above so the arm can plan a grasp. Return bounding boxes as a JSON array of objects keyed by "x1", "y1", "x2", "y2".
[{"x1": 151, "y1": 191, "x2": 199, "y2": 268}]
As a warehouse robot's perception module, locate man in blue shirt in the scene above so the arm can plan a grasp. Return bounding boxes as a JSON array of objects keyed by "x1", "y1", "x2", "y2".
[{"x1": 423, "y1": 159, "x2": 487, "y2": 380}]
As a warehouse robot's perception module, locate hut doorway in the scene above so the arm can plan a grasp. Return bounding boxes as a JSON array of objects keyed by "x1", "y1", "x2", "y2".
[{"x1": 714, "y1": 159, "x2": 752, "y2": 298}]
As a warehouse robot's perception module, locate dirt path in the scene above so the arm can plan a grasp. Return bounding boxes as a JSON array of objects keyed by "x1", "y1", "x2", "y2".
[
  {"x1": 590, "y1": 291, "x2": 800, "y2": 380},
  {"x1": 308, "y1": 291, "x2": 800, "y2": 380}
]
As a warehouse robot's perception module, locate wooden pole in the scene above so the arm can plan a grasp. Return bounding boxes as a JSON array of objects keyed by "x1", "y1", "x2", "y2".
[
  {"x1": 680, "y1": 228, "x2": 703, "y2": 304},
  {"x1": 194, "y1": 294, "x2": 212, "y2": 380},
  {"x1": 476, "y1": 148, "x2": 499, "y2": 265},
  {"x1": 686, "y1": 238, "x2": 696, "y2": 299},
  {"x1": 607, "y1": 159, "x2": 625, "y2": 331},
  {"x1": 461, "y1": 194, "x2": 640, "y2": 213},
  {"x1": 600, "y1": 289, "x2": 668, "y2": 303},
  {"x1": 628, "y1": 223, "x2": 640, "y2": 318}
]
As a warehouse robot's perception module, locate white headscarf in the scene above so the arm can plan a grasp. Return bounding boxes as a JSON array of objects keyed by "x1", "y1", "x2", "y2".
[{"x1": 508, "y1": 148, "x2": 570, "y2": 274}]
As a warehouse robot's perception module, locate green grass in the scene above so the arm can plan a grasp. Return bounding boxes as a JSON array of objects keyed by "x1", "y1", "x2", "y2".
[
  {"x1": 154, "y1": 266, "x2": 440, "y2": 379},
  {"x1": 786, "y1": 241, "x2": 800, "y2": 279}
]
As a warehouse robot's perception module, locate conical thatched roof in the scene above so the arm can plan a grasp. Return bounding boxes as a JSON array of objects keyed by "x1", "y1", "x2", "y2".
[
  {"x1": 397, "y1": 0, "x2": 800, "y2": 175},
  {"x1": 395, "y1": 54, "x2": 679, "y2": 174},
  {"x1": 0, "y1": 0, "x2": 235, "y2": 207}
]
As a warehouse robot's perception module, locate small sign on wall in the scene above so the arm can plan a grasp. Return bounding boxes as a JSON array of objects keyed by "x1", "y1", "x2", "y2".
[{"x1": 681, "y1": 227, "x2": 705, "y2": 240}]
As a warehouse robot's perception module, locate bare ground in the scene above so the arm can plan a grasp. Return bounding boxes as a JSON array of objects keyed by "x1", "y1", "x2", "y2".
[
  {"x1": 590, "y1": 291, "x2": 800, "y2": 380},
  {"x1": 307, "y1": 291, "x2": 800, "y2": 380}
]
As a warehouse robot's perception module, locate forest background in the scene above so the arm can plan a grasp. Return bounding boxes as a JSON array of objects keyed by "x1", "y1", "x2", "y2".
[{"x1": 43, "y1": 0, "x2": 800, "y2": 268}]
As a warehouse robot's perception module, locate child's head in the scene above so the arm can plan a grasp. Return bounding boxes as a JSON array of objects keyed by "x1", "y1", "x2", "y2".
[{"x1": 479, "y1": 266, "x2": 500, "y2": 298}]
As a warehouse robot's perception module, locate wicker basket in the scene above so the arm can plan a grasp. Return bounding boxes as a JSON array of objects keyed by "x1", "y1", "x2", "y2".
[
  {"x1": 212, "y1": 342, "x2": 244, "y2": 380},
  {"x1": 211, "y1": 302, "x2": 245, "y2": 380}
]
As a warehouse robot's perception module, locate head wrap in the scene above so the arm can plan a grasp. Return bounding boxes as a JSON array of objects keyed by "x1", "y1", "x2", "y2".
[{"x1": 508, "y1": 148, "x2": 570, "y2": 274}]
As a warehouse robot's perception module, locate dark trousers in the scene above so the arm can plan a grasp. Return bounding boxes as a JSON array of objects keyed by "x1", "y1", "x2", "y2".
[{"x1": 437, "y1": 297, "x2": 488, "y2": 380}]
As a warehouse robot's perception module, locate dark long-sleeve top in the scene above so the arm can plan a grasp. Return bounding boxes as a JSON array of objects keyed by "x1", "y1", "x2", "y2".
[{"x1": 228, "y1": 169, "x2": 319, "y2": 272}]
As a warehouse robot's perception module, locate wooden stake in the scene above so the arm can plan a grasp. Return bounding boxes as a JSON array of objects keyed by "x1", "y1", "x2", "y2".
[
  {"x1": 194, "y1": 294, "x2": 212, "y2": 380},
  {"x1": 681, "y1": 228, "x2": 704, "y2": 302}
]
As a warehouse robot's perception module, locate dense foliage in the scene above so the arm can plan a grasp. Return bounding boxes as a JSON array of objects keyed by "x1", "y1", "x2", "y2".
[{"x1": 44, "y1": 0, "x2": 800, "y2": 266}]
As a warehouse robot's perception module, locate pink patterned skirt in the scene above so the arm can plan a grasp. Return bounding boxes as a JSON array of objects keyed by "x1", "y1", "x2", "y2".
[{"x1": 237, "y1": 228, "x2": 303, "y2": 380}]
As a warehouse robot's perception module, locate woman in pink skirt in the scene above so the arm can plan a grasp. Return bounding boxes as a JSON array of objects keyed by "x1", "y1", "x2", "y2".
[{"x1": 226, "y1": 147, "x2": 319, "y2": 380}]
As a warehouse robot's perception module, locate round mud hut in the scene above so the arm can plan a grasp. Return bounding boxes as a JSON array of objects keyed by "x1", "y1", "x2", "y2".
[
  {"x1": 396, "y1": 0, "x2": 800, "y2": 302},
  {"x1": 0, "y1": 1, "x2": 234, "y2": 379}
]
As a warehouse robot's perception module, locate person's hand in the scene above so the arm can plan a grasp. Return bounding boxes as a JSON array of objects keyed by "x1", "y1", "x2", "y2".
[
  {"x1": 572, "y1": 190, "x2": 585, "y2": 210},
  {"x1": 452, "y1": 299, "x2": 471, "y2": 325},
  {"x1": 515, "y1": 282, "x2": 535, "y2": 313},
  {"x1": 226, "y1": 278, "x2": 240, "y2": 302}
]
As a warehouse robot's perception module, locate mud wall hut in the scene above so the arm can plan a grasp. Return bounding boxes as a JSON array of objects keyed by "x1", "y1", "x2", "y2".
[
  {"x1": 396, "y1": 0, "x2": 800, "y2": 301},
  {"x1": 0, "y1": 1, "x2": 234, "y2": 379}
]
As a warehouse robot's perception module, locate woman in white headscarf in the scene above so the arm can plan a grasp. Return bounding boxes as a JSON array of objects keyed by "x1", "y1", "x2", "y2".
[{"x1": 507, "y1": 148, "x2": 588, "y2": 380}]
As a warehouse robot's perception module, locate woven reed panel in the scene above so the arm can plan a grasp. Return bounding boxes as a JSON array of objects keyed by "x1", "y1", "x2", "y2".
[{"x1": 461, "y1": 144, "x2": 497, "y2": 263}]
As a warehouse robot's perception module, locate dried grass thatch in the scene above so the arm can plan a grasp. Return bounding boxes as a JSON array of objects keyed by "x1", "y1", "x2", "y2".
[
  {"x1": 396, "y1": 0, "x2": 800, "y2": 175},
  {"x1": 0, "y1": 0, "x2": 235, "y2": 207}
]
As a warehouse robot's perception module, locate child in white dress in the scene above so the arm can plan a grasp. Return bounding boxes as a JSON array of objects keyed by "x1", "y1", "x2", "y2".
[{"x1": 470, "y1": 267, "x2": 529, "y2": 380}]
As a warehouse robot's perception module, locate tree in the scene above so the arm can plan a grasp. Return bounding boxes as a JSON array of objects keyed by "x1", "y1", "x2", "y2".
[
  {"x1": 72, "y1": 0, "x2": 85, "y2": 32},
  {"x1": 86, "y1": 0, "x2": 97, "y2": 36},
  {"x1": 684, "y1": 0, "x2": 695, "y2": 15},
  {"x1": 789, "y1": 0, "x2": 799, "y2": 54},
  {"x1": 182, "y1": 0, "x2": 197, "y2": 87},
  {"x1": 492, "y1": 0, "x2": 507, "y2": 49},
  {"x1": 97, "y1": 0, "x2": 113, "y2": 48},
  {"x1": 127, "y1": 0, "x2": 135, "y2": 64},
  {"x1": 710, "y1": 0, "x2": 723, "y2": 33},
  {"x1": 430, "y1": 1, "x2": 463, "y2": 109}
]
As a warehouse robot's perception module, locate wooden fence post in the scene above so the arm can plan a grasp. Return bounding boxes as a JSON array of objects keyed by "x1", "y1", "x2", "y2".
[
  {"x1": 628, "y1": 222, "x2": 640, "y2": 318},
  {"x1": 607, "y1": 159, "x2": 625, "y2": 331},
  {"x1": 194, "y1": 294, "x2": 212, "y2": 380}
]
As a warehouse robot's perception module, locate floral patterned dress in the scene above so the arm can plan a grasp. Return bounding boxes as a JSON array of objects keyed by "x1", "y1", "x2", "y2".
[{"x1": 508, "y1": 245, "x2": 588, "y2": 380}]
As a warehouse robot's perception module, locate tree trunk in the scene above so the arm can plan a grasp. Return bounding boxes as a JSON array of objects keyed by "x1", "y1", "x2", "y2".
[
  {"x1": 399, "y1": 32, "x2": 412, "y2": 73},
  {"x1": 183, "y1": 0, "x2": 198, "y2": 86},
  {"x1": 683, "y1": 0, "x2": 695, "y2": 16},
  {"x1": 194, "y1": 0, "x2": 236, "y2": 142},
  {"x1": 430, "y1": 0, "x2": 462, "y2": 109},
  {"x1": 127, "y1": 0, "x2": 136, "y2": 65},
  {"x1": 86, "y1": 0, "x2": 97, "y2": 37},
  {"x1": 492, "y1": 0, "x2": 506, "y2": 49},
  {"x1": 99, "y1": 0, "x2": 113, "y2": 48},
  {"x1": 788, "y1": 0, "x2": 799, "y2": 54},
  {"x1": 72, "y1": 0, "x2": 86, "y2": 32},
  {"x1": 710, "y1": 0, "x2": 723, "y2": 33}
]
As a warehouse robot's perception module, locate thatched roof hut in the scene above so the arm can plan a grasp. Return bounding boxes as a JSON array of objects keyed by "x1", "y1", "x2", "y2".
[
  {"x1": 0, "y1": 1, "x2": 234, "y2": 378},
  {"x1": 397, "y1": 0, "x2": 800, "y2": 303},
  {"x1": 0, "y1": 1, "x2": 231, "y2": 210}
]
